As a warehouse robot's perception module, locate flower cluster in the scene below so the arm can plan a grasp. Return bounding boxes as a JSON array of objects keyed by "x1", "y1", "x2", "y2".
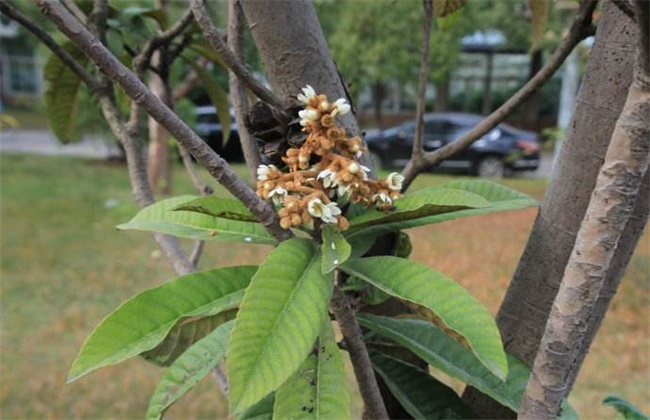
[{"x1": 256, "y1": 85, "x2": 404, "y2": 230}]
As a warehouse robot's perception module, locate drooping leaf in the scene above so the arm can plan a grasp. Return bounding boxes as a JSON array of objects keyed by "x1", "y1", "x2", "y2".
[
  {"x1": 142, "y1": 310, "x2": 236, "y2": 367},
  {"x1": 321, "y1": 225, "x2": 352, "y2": 274},
  {"x1": 228, "y1": 239, "x2": 334, "y2": 413},
  {"x1": 238, "y1": 393, "x2": 275, "y2": 420},
  {"x1": 345, "y1": 187, "x2": 490, "y2": 239},
  {"x1": 433, "y1": 0, "x2": 467, "y2": 17},
  {"x1": 122, "y1": 6, "x2": 168, "y2": 29},
  {"x1": 348, "y1": 180, "x2": 536, "y2": 238},
  {"x1": 603, "y1": 395, "x2": 650, "y2": 420},
  {"x1": 358, "y1": 314, "x2": 527, "y2": 411},
  {"x1": 68, "y1": 266, "x2": 256, "y2": 382},
  {"x1": 528, "y1": 0, "x2": 549, "y2": 51},
  {"x1": 342, "y1": 257, "x2": 507, "y2": 379},
  {"x1": 146, "y1": 321, "x2": 234, "y2": 420},
  {"x1": 369, "y1": 350, "x2": 474, "y2": 419},
  {"x1": 273, "y1": 320, "x2": 350, "y2": 419},
  {"x1": 44, "y1": 41, "x2": 88, "y2": 143},
  {"x1": 175, "y1": 196, "x2": 258, "y2": 223},
  {"x1": 188, "y1": 38, "x2": 228, "y2": 69},
  {"x1": 183, "y1": 57, "x2": 231, "y2": 146},
  {"x1": 117, "y1": 195, "x2": 276, "y2": 245}
]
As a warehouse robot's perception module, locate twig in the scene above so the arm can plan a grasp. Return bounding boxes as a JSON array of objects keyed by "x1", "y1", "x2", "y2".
[
  {"x1": 88, "y1": 0, "x2": 108, "y2": 45},
  {"x1": 330, "y1": 283, "x2": 389, "y2": 420},
  {"x1": 0, "y1": 2, "x2": 98, "y2": 90},
  {"x1": 172, "y1": 59, "x2": 204, "y2": 101},
  {"x1": 228, "y1": 0, "x2": 260, "y2": 180},
  {"x1": 410, "y1": 0, "x2": 435, "y2": 172},
  {"x1": 611, "y1": 0, "x2": 638, "y2": 22},
  {"x1": 519, "y1": 2, "x2": 650, "y2": 416},
  {"x1": 61, "y1": 0, "x2": 86, "y2": 24},
  {"x1": 189, "y1": 0, "x2": 288, "y2": 115},
  {"x1": 35, "y1": 0, "x2": 292, "y2": 243},
  {"x1": 189, "y1": 240, "x2": 205, "y2": 268},
  {"x1": 400, "y1": 0, "x2": 598, "y2": 190}
]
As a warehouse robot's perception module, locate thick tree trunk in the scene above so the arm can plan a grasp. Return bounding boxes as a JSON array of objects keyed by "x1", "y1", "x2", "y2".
[{"x1": 462, "y1": 2, "x2": 639, "y2": 416}]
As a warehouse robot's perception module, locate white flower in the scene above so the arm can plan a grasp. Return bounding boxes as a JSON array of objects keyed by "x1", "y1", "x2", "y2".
[
  {"x1": 307, "y1": 198, "x2": 341, "y2": 224},
  {"x1": 297, "y1": 85, "x2": 317, "y2": 104},
  {"x1": 317, "y1": 169, "x2": 338, "y2": 188},
  {"x1": 257, "y1": 164, "x2": 277, "y2": 181},
  {"x1": 337, "y1": 183, "x2": 351, "y2": 197},
  {"x1": 299, "y1": 108, "x2": 321, "y2": 126},
  {"x1": 332, "y1": 98, "x2": 351, "y2": 116},
  {"x1": 386, "y1": 172, "x2": 404, "y2": 191},
  {"x1": 268, "y1": 187, "x2": 287, "y2": 205},
  {"x1": 373, "y1": 192, "x2": 392, "y2": 206}
]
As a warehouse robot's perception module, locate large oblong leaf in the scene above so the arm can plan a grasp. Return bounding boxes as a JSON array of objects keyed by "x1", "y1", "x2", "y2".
[
  {"x1": 228, "y1": 239, "x2": 334, "y2": 413},
  {"x1": 369, "y1": 350, "x2": 473, "y2": 419},
  {"x1": 68, "y1": 265, "x2": 256, "y2": 382},
  {"x1": 44, "y1": 41, "x2": 88, "y2": 143},
  {"x1": 321, "y1": 225, "x2": 352, "y2": 274},
  {"x1": 146, "y1": 321, "x2": 234, "y2": 420},
  {"x1": 175, "y1": 196, "x2": 258, "y2": 222},
  {"x1": 359, "y1": 314, "x2": 529, "y2": 411},
  {"x1": 273, "y1": 320, "x2": 350, "y2": 419},
  {"x1": 117, "y1": 195, "x2": 276, "y2": 244},
  {"x1": 342, "y1": 257, "x2": 507, "y2": 379},
  {"x1": 346, "y1": 180, "x2": 536, "y2": 239}
]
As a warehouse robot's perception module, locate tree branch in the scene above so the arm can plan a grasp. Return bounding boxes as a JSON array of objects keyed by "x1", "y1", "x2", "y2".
[
  {"x1": 228, "y1": 0, "x2": 260, "y2": 180},
  {"x1": 519, "y1": 3, "x2": 650, "y2": 414},
  {"x1": 189, "y1": 0, "x2": 288, "y2": 115},
  {"x1": 330, "y1": 283, "x2": 389, "y2": 420},
  {"x1": 0, "y1": 2, "x2": 98, "y2": 90},
  {"x1": 400, "y1": 0, "x2": 598, "y2": 190},
  {"x1": 61, "y1": 0, "x2": 86, "y2": 24},
  {"x1": 611, "y1": 0, "x2": 637, "y2": 22},
  {"x1": 409, "y1": 0, "x2": 435, "y2": 172},
  {"x1": 35, "y1": 0, "x2": 292, "y2": 243}
]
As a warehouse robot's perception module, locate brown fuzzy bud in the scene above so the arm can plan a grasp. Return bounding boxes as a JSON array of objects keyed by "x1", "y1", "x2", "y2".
[
  {"x1": 302, "y1": 211, "x2": 312, "y2": 224},
  {"x1": 278, "y1": 208, "x2": 290, "y2": 218},
  {"x1": 320, "y1": 114, "x2": 335, "y2": 127},
  {"x1": 291, "y1": 214, "x2": 302, "y2": 226},
  {"x1": 337, "y1": 216, "x2": 349, "y2": 230},
  {"x1": 280, "y1": 217, "x2": 292, "y2": 229}
]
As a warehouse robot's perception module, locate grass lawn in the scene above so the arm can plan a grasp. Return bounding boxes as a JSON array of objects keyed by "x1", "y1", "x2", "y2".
[{"x1": 1, "y1": 154, "x2": 648, "y2": 419}]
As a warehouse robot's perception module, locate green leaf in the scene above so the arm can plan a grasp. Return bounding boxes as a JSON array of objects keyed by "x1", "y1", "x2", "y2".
[
  {"x1": 175, "y1": 196, "x2": 258, "y2": 223},
  {"x1": 122, "y1": 6, "x2": 168, "y2": 29},
  {"x1": 342, "y1": 257, "x2": 507, "y2": 379},
  {"x1": 44, "y1": 41, "x2": 88, "y2": 143},
  {"x1": 238, "y1": 393, "x2": 275, "y2": 420},
  {"x1": 183, "y1": 57, "x2": 231, "y2": 146},
  {"x1": 321, "y1": 225, "x2": 352, "y2": 274},
  {"x1": 603, "y1": 395, "x2": 650, "y2": 420},
  {"x1": 228, "y1": 239, "x2": 334, "y2": 413},
  {"x1": 369, "y1": 350, "x2": 474, "y2": 419},
  {"x1": 346, "y1": 187, "x2": 490, "y2": 238},
  {"x1": 142, "y1": 310, "x2": 236, "y2": 367},
  {"x1": 68, "y1": 266, "x2": 256, "y2": 382},
  {"x1": 117, "y1": 195, "x2": 276, "y2": 245},
  {"x1": 347, "y1": 180, "x2": 536, "y2": 239},
  {"x1": 433, "y1": 0, "x2": 467, "y2": 17},
  {"x1": 273, "y1": 320, "x2": 350, "y2": 419},
  {"x1": 146, "y1": 321, "x2": 234, "y2": 420},
  {"x1": 358, "y1": 314, "x2": 527, "y2": 411},
  {"x1": 188, "y1": 39, "x2": 228, "y2": 69}
]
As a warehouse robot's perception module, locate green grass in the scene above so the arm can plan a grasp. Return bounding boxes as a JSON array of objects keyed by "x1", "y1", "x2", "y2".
[{"x1": 1, "y1": 154, "x2": 647, "y2": 419}]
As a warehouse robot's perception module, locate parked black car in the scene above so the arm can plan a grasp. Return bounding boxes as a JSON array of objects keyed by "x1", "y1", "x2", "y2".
[
  {"x1": 195, "y1": 105, "x2": 244, "y2": 161},
  {"x1": 364, "y1": 113, "x2": 541, "y2": 178}
]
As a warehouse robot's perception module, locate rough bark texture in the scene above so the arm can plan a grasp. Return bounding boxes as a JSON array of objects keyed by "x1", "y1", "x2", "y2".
[
  {"x1": 462, "y1": 2, "x2": 638, "y2": 416},
  {"x1": 520, "y1": 19, "x2": 649, "y2": 414},
  {"x1": 239, "y1": 0, "x2": 361, "y2": 139}
]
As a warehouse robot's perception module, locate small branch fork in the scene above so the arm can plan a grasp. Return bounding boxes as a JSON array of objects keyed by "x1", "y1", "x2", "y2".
[
  {"x1": 33, "y1": 0, "x2": 292, "y2": 244},
  {"x1": 400, "y1": 0, "x2": 598, "y2": 191}
]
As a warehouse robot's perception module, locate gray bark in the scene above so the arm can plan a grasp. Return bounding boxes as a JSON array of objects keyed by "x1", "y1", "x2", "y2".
[{"x1": 463, "y1": 2, "x2": 639, "y2": 416}]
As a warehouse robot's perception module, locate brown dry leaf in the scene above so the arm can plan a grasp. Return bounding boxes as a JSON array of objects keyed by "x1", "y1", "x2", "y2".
[
  {"x1": 433, "y1": 0, "x2": 467, "y2": 17},
  {"x1": 404, "y1": 301, "x2": 472, "y2": 352}
]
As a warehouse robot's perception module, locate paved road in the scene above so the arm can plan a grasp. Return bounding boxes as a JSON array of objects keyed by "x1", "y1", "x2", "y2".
[
  {"x1": 0, "y1": 129, "x2": 121, "y2": 159},
  {"x1": 0, "y1": 129, "x2": 554, "y2": 179}
]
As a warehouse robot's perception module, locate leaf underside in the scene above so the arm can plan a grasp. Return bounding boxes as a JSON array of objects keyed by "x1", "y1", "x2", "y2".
[
  {"x1": 273, "y1": 320, "x2": 351, "y2": 419},
  {"x1": 342, "y1": 257, "x2": 508, "y2": 379},
  {"x1": 68, "y1": 265, "x2": 256, "y2": 382},
  {"x1": 227, "y1": 238, "x2": 334, "y2": 413},
  {"x1": 117, "y1": 195, "x2": 276, "y2": 244},
  {"x1": 146, "y1": 321, "x2": 234, "y2": 420}
]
